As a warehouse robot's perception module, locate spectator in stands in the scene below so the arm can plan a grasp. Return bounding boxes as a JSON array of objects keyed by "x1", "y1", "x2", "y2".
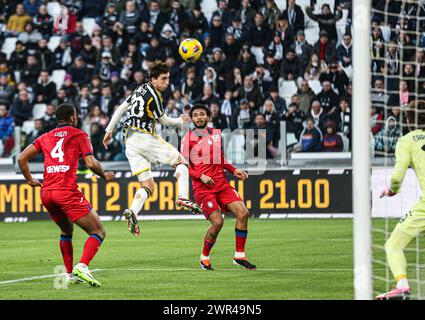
[
  {"x1": 82, "y1": 0, "x2": 105, "y2": 18},
  {"x1": 96, "y1": 51, "x2": 116, "y2": 82},
  {"x1": 280, "y1": 48, "x2": 301, "y2": 81},
  {"x1": 250, "y1": 113, "x2": 277, "y2": 158},
  {"x1": 88, "y1": 74, "x2": 102, "y2": 99},
  {"x1": 235, "y1": 45, "x2": 257, "y2": 77},
  {"x1": 209, "y1": 101, "x2": 228, "y2": 130},
  {"x1": 98, "y1": 2, "x2": 119, "y2": 34},
  {"x1": 53, "y1": 36, "x2": 72, "y2": 70},
  {"x1": 75, "y1": 85, "x2": 91, "y2": 117},
  {"x1": 90, "y1": 122, "x2": 106, "y2": 159},
  {"x1": 260, "y1": 99, "x2": 280, "y2": 146},
  {"x1": 10, "y1": 40, "x2": 28, "y2": 72},
  {"x1": 322, "y1": 120, "x2": 343, "y2": 152},
  {"x1": 98, "y1": 34, "x2": 120, "y2": 66},
  {"x1": 299, "y1": 117, "x2": 322, "y2": 152},
  {"x1": 51, "y1": 88, "x2": 72, "y2": 107},
  {"x1": 252, "y1": 64, "x2": 272, "y2": 96},
  {"x1": 18, "y1": 21, "x2": 42, "y2": 50},
  {"x1": 402, "y1": 63, "x2": 416, "y2": 93},
  {"x1": 212, "y1": 0, "x2": 232, "y2": 28},
  {"x1": 382, "y1": 40, "x2": 400, "y2": 92},
  {"x1": 41, "y1": 104, "x2": 57, "y2": 133},
  {"x1": 267, "y1": 86, "x2": 286, "y2": 116},
  {"x1": 313, "y1": 30, "x2": 336, "y2": 64},
  {"x1": 226, "y1": 15, "x2": 248, "y2": 44},
  {"x1": 110, "y1": 71, "x2": 125, "y2": 101},
  {"x1": 0, "y1": 104, "x2": 14, "y2": 157},
  {"x1": 53, "y1": 5, "x2": 77, "y2": 35},
  {"x1": 336, "y1": 33, "x2": 352, "y2": 69},
  {"x1": 282, "y1": 98, "x2": 305, "y2": 141},
  {"x1": 60, "y1": 74, "x2": 78, "y2": 99},
  {"x1": 297, "y1": 80, "x2": 315, "y2": 115},
  {"x1": 209, "y1": 13, "x2": 225, "y2": 49},
  {"x1": 23, "y1": 0, "x2": 41, "y2": 17},
  {"x1": 249, "y1": 12, "x2": 272, "y2": 62},
  {"x1": 165, "y1": 98, "x2": 182, "y2": 119},
  {"x1": 200, "y1": 84, "x2": 219, "y2": 108},
  {"x1": 24, "y1": 118, "x2": 42, "y2": 153},
  {"x1": 310, "y1": 100, "x2": 328, "y2": 133},
  {"x1": 415, "y1": 48, "x2": 425, "y2": 78},
  {"x1": 187, "y1": 5, "x2": 209, "y2": 38},
  {"x1": 20, "y1": 54, "x2": 40, "y2": 86},
  {"x1": 182, "y1": 72, "x2": 202, "y2": 104},
  {"x1": 0, "y1": 75, "x2": 15, "y2": 106},
  {"x1": 231, "y1": 98, "x2": 254, "y2": 130},
  {"x1": 34, "y1": 38, "x2": 54, "y2": 71},
  {"x1": 82, "y1": 104, "x2": 109, "y2": 133},
  {"x1": 374, "y1": 116, "x2": 401, "y2": 156},
  {"x1": 280, "y1": 0, "x2": 305, "y2": 34},
  {"x1": 34, "y1": 69, "x2": 56, "y2": 104},
  {"x1": 209, "y1": 47, "x2": 228, "y2": 82},
  {"x1": 305, "y1": 3, "x2": 343, "y2": 43},
  {"x1": 220, "y1": 90, "x2": 236, "y2": 128},
  {"x1": 32, "y1": 4, "x2": 53, "y2": 38},
  {"x1": 69, "y1": 56, "x2": 92, "y2": 85},
  {"x1": 10, "y1": 89, "x2": 33, "y2": 126},
  {"x1": 140, "y1": 0, "x2": 167, "y2": 36},
  {"x1": 260, "y1": 0, "x2": 281, "y2": 30},
  {"x1": 145, "y1": 36, "x2": 166, "y2": 62},
  {"x1": 6, "y1": 3, "x2": 31, "y2": 36},
  {"x1": 203, "y1": 66, "x2": 224, "y2": 98},
  {"x1": 319, "y1": 61, "x2": 349, "y2": 96},
  {"x1": 95, "y1": 84, "x2": 118, "y2": 115},
  {"x1": 304, "y1": 53, "x2": 322, "y2": 81},
  {"x1": 370, "y1": 105, "x2": 383, "y2": 136},
  {"x1": 236, "y1": 75, "x2": 262, "y2": 111},
  {"x1": 291, "y1": 29, "x2": 313, "y2": 72},
  {"x1": 236, "y1": 0, "x2": 256, "y2": 27},
  {"x1": 371, "y1": 26, "x2": 385, "y2": 74},
  {"x1": 274, "y1": 17, "x2": 294, "y2": 53},
  {"x1": 222, "y1": 33, "x2": 241, "y2": 66},
  {"x1": 315, "y1": 80, "x2": 339, "y2": 117},
  {"x1": 371, "y1": 78, "x2": 387, "y2": 115}
]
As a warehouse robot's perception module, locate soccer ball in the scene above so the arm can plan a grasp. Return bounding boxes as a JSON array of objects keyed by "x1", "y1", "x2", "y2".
[{"x1": 178, "y1": 38, "x2": 203, "y2": 62}]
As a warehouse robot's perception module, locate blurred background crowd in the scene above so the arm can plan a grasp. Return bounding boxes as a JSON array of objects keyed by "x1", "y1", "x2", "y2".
[{"x1": 0, "y1": 0, "x2": 423, "y2": 161}]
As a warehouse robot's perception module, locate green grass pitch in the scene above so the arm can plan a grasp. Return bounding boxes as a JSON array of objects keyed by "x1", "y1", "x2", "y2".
[{"x1": 0, "y1": 219, "x2": 356, "y2": 299}]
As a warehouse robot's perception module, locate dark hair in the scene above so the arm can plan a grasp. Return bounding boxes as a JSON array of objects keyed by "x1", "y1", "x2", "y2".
[
  {"x1": 56, "y1": 103, "x2": 76, "y2": 122},
  {"x1": 148, "y1": 60, "x2": 169, "y2": 80},
  {"x1": 189, "y1": 104, "x2": 211, "y2": 117},
  {"x1": 406, "y1": 100, "x2": 425, "y2": 129}
]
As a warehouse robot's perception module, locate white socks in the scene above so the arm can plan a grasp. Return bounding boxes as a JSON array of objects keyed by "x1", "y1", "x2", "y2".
[
  {"x1": 397, "y1": 278, "x2": 409, "y2": 289},
  {"x1": 200, "y1": 254, "x2": 209, "y2": 261},
  {"x1": 235, "y1": 252, "x2": 246, "y2": 259},
  {"x1": 130, "y1": 188, "x2": 149, "y2": 214},
  {"x1": 175, "y1": 164, "x2": 189, "y2": 199}
]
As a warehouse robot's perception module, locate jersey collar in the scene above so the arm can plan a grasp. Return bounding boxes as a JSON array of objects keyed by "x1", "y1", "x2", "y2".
[
  {"x1": 57, "y1": 124, "x2": 73, "y2": 128},
  {"x1": 192, "y1": 127, "x2": 212, "y2": 137}
]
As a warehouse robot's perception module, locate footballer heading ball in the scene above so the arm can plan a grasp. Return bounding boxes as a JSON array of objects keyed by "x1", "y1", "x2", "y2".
[{"x1": 179, "y1": 38, "x2": 203, "y2": 62}]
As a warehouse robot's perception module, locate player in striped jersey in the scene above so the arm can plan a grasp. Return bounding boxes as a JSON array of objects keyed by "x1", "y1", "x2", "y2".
[{"x1": 103, "y1": 60, "x2": 202, "y2": 236}]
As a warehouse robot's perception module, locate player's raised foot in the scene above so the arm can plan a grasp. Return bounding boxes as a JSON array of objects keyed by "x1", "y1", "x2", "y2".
[
  {"x1": 176, "y1": 197, "x2": 203, "y2": 214},
  {"x1": 199, "y1": 258, "x2": 214, "y2": 271},
  {"x1": 123, "y1": 209, "x2": 140, "y2": 236},
  {"x1": 233, "y1": 257, "x2": 256, "y2": 270},
  {"x1": 66, "y1": 273, "x2": 84, "y2": 285},
  {"x1": 376, "y1": 287, "x2": 411, "y2": 300},
  {"x1": 72, "y1": 263, "x2": 101, "y2": 287}
]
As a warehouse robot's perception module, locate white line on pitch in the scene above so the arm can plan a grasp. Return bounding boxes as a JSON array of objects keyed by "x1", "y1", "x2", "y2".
[{"x1": 0, "y1": 268, "x2": 383, "y2": 285}]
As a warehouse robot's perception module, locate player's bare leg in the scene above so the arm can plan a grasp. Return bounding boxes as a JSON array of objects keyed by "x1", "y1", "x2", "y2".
[
  {"x1": 124, "y1": 178, "x2": 154, "y2": 236},
  {"x1": 200, "y1": 210, "x2": 223, "y2": 270},
  {"x1": 173, "y1": 156, "x2": 202, "y2": 214},
  {"x1": 72, "y1": 209, "x2": 106, "y2": 287},
  {"x1": 227, "y1": 201, "x2": 256, "y2": 270},
  {"x1": 51, "y1": 213, "x2": 82, "y2": 284}
]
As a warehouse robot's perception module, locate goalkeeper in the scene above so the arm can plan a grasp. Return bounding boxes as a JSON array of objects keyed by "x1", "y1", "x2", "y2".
[{"x1": 377, "y1": 100, "x2": 425, "y2": 300}]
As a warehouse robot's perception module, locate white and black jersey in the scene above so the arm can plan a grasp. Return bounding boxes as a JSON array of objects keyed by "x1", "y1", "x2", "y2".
[{"x1": 123, "y1": 82, "x2": 165, "y2": 135}]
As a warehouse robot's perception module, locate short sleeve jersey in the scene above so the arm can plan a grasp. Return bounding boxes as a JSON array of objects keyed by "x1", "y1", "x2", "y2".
[{"x1": 33, "y1": 125, "x2": 94, "y2": 190}]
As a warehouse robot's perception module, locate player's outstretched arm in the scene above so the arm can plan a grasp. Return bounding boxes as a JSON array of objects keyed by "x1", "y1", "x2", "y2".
[
  {"x1": 17, "y1": 144, "x2": 42, "y2": 187},
  {"x1": 83, "y1": 155, "x2": 115, "y2": 181},
  {"x1": 103, "y1": 100, "x2": 129, "y2": 149},
  {"x1": 158, "y1": 113, "x2": 189, "y2": 127}
]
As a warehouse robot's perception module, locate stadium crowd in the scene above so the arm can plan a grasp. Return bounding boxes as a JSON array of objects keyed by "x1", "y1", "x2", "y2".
[{"x1": 0, "y1": 0, "x2": 422, "y2": 160}]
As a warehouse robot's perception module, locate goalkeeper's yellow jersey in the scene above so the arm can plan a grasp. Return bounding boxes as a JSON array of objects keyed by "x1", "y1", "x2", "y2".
[{"x1": 391, "y1": 129, "x2": 425, "y2": 193}]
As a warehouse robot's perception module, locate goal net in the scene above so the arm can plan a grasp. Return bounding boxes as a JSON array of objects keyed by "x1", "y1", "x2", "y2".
[{"x1": 370, "y1": 0, "x2": 425, "y2": 299}]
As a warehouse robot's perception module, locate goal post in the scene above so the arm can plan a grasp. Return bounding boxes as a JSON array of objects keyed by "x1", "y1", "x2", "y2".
[{"x1": 352, "y1": 0, "x2": 373, "y2": 300}]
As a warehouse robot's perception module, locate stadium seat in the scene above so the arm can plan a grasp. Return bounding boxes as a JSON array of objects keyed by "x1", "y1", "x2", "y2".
[
  {"x1": 21, "y1": 120, "x2": 35, "y2": 135},
  {"x1": 1, "y1": 37, "x2": 18, "y2": 60},
  {"x1": 275, "y1": 0, "x2": 287, "y2": 11},
  {"x1": 33, "y1": 103, "x2": 47, "y2": 119},
  {"x1": 308, "y1": 80, "x2": 322, "y2": 94},
  {"x1": 47, "y1": 1, "x2": 61, "y2": 17},
  {"x1": 200, "y1": 0, "x2": 217, "y2": 22},
  {"x1": 0, "y1": 139, "x2": 4, "y2": 157},
  {"x1": 47, "y1": 35, "x2": 61, "y2": 52},
  {"x1": 51, "y1": 69, "x2": 66, "y2": 91},
  {"x1": 82, "y1": 18, "x2": 98, "y2": 36},
  {"x1": 304, "y1": 27, "x2": 319, "y2": 45},
  {"x1": 227, "y1": 133, "x2": 245, "y2": 164},
  {"x1": 279, "y1": 80, "x2": 298, "y2": 102},
  {"x1": 287, "y1": 132, "x2": 298, "y2": 147},
  {"x1": 250, "y1": 46, "x2": 264, "y2": 64},
  {"x1": 338, "y1": 132, "x2": 349, "y2": 152}
]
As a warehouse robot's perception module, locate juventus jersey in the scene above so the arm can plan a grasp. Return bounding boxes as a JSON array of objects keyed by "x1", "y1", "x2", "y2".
[{"x1": 123, "y1": 82, "x2": 165, "y2": 135}]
